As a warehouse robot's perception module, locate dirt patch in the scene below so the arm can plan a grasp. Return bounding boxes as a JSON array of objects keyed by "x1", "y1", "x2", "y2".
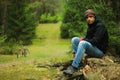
[{"x1": 0, "y1": 59, "x2": 38, "y2": 68}]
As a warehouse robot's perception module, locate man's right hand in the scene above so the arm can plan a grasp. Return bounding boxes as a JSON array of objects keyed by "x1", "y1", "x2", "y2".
[{"x1": 80, "y1": 37, "x2": 84, "y2": 41}]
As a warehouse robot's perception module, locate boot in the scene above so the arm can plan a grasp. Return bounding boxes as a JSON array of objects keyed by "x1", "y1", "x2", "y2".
[{"x1": 63, "y1": 66, "x2": 77, "y2": 75}]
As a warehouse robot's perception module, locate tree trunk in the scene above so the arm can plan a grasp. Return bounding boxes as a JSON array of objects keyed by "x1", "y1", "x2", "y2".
[{"x1": 1, "y1": 0, "x2": 8, "y2": 34}]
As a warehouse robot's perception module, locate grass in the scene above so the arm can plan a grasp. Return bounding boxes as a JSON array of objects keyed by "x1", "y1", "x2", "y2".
[
  {"x1": 0, "y1": 22, "x2": 72, "y2": 80},
  {"x1": 28, "y1": 22, "x2": 72, "y2": 61}
]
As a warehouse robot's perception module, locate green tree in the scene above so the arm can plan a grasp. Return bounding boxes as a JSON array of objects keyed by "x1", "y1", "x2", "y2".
[
  {"x1": 0, "y1": 0, "x2": 39, "y2": 54},
  {"x1": 103, "y1": 0, "x2": 120, "y2": 55},
  {"x1": 6, "y1": 0, "x2": 38, "y2": 45},
  {"x1": 0, "y1": 0, "x2": 2, "y2": 29}
]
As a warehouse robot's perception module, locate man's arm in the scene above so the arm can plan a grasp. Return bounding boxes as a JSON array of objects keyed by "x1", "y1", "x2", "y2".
[{"x1": 84, "y1": 25, "x2": 106, "y2": 46}]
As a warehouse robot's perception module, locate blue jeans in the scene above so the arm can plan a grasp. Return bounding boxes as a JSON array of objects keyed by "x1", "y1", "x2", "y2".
[{"x1": 71, "y1": 37, "x2": 104, "y2": 68}]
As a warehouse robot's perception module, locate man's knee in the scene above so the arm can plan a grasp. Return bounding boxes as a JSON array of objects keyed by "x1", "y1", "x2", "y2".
[
  {"x1": 79, "y1": 41, "x2": 88, "y2": 44},
  {"x1": 79, "y1": 41, "x2": 91, "y2": 48},
  {"x1": 71, "y1": 37, "x2": 80, "y2": 44}
]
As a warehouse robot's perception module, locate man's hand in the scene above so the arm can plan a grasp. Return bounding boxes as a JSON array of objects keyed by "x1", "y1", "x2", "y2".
[{"x1": 80, "y1": 37, "x2": 84, "y2": 41}]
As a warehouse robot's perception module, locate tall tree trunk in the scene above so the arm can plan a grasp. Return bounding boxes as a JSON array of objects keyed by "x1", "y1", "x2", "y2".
[
  {"x1": 0, "y1": 1, "x2": 2, "y2": 25},
  {"x1": 1, "y1": 0, "x2": 8, "y2": 34}
]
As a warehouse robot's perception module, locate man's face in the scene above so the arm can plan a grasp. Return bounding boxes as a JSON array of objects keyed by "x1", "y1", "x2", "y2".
[{"x1": 86, "y1": 14, "x2": 95, "y2": 24}]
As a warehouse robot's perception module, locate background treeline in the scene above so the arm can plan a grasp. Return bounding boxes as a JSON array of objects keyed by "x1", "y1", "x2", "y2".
[
  {"x1": 0, "y1": 0, "x2": 38, "y2": 54},
  {"x1": 0, "y1": 0, "x2": 63, "y2": 54},
  {"x1": 38, "y1": 0, "x2": 64, "y2": 23},
  {"x1": 0, "y1": 0, "x2": 119, "y2": 55},
  {"x1": 60, "y1": 0, "x2": 120, "y2": 55}
]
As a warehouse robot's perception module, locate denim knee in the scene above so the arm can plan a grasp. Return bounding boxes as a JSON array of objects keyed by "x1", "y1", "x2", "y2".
[
  {"x1": 79, "y1": 41, "x2": 90, "y2": 49},
  {"x1": 71, "y1": 37, "x2": 80, "y2": 44}
]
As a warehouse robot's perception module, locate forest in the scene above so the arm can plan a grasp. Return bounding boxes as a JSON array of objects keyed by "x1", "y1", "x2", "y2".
[
  {"x1": 0, "y1": 0, "x2": 120, "y2": 80},
  {"x1": 0, "y1": 0, "x2": 119, "y2": 55},
  {"x1": 0, "y1": 0, "x2": 64, "y2": 54}
]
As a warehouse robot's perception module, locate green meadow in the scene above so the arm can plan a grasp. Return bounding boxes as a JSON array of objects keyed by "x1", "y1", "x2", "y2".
[{"x1": 0, "y1": 22, "x2": 72, "y2": 80}]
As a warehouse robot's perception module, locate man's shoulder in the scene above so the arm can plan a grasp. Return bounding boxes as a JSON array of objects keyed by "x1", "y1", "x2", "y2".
[
  {"x1": 96, "y1": 22, "x2": 104, "y2": 27},
  {"x1": 96, "y1": 22, "x2": 106, "y2": 29}
]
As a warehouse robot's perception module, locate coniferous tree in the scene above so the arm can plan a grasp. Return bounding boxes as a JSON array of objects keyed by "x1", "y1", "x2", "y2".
[
  {"x1": 0, "y1": 0, "x2": 8, "y2": 35},
  {"x1": 0, "y1": 0, "x2": 8, "y2": 42},
  {"x1": 0, "y1": 0, "x2": 39, "y2": 54},
  {"x1": 0, "y1": 0, "x2": 2, "y2": 29},
  {"x1": 6, "y1": 0, "x2": 38, "y2": 45}
]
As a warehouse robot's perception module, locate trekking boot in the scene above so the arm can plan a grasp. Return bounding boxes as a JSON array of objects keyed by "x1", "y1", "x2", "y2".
[{"x1": 63, "y1": 66, "x2": 77, "y2": 75}]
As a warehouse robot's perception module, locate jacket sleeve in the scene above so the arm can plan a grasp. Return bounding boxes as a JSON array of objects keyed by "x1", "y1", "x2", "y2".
[{"x1": 84, "y1": 24, "x2": 106, "y2": 46}]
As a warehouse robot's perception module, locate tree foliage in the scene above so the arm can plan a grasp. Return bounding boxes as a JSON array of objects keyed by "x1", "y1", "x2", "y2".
[
  {"x1": 0, "y1": 0, "x2": 39, "y2": 54},
  {"x1": 0, "y1": 0, "x2": 1, "y2": 31},
  {"x1": 61, "y1": 0, "x2": 87, "y2": 38},
  {"x1": 0, "y1": 0, "x2": 64, "y2": 54},
  {"x1": 5, "y1": 0, "x2": 38, "y2": 45},
  {"x1": 38, "y1": 0, "x2": 63, "y2": 23}
]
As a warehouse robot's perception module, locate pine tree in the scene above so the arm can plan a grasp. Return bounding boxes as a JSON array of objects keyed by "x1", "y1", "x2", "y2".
[
  {"x1": 0, "y1": 0, "x2": 2, "y2": 29},
  {"x1": 6, "y1": 0, "x2": 38, "y2": 45},
  {"x1": 60, "y1": 0, "x2": 87, "y2": 38}
]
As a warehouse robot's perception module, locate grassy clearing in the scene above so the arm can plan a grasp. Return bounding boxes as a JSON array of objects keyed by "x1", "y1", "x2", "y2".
[
  {"x1": 0, "y1": 22, "x2": 72, "y2": 80},
  {"x1": 28, "y1": 22, "x2": 72, "y2": 61}
]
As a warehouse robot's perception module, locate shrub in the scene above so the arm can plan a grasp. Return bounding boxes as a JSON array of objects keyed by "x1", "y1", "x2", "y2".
[
  {"x1": 0, "y1": 42, "x2": 18, "y2": 55},
  {"x1": 40, "y1": 13, "x2": 47, "y2": 23},
  {"x1": 39, "y1": 13, "x2": 58, "y2": 23}
]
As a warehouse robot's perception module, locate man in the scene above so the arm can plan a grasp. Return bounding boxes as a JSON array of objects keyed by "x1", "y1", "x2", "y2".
[{"x1": 63, "y1": 9, "x2": 109, "y2": 75}]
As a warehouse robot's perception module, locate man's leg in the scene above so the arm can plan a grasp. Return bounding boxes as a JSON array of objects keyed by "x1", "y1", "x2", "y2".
[
  {"x1": 72, "y1": 40, "x2": 104, "y2": 68},
  {"x1": 85, "y1": 44, "x2": 104, "y2": 58},
  {"x1": 64, "y1": 40, "x2": 104, "y2": 74},
  {"x1": 71, "y1": 37, "x2": 80, "y2": 54},
  {"x1": 64, "y1": 40, "x2": 88, "y2": 74}
]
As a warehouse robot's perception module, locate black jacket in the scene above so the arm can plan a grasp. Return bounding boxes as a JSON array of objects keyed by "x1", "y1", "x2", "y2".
[{"x1": 84, "y1": 16, "x2": 109, "y2": 53}]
